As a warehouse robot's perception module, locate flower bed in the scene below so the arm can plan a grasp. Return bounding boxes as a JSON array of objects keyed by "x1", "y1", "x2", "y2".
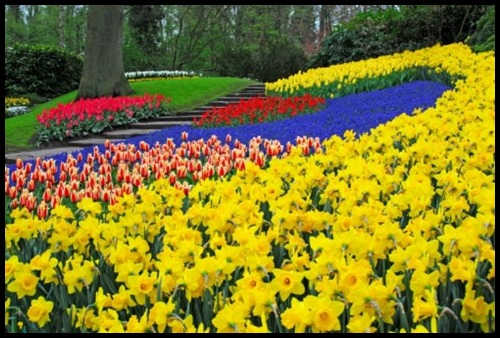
[
  {"x1": 5, "y1": 43, "x2": 495, "y2": 333},
  {"x1": 193, "y1": 94, "x2": 326, "y2": 128},
  {"x1": 5, "y1": 97, "x2": 31, "y2": 119},
  {"x1": 5, "y1": 81, "x2": 449, "y2": 218},
  {"x1": 35, "y1": 94, "x2": 171, "y2": 145},
  {"x1": 125, "y1": 70, "x2": 201, "y2": 81}
]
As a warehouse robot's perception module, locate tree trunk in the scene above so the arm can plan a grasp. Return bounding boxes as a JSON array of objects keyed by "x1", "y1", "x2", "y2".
[
  {"x1": 76, "y1": 5, "x2": 133, "y2": 100},
  {"x1": 58, "y1": 5, "x2": 65, "y2": 48}
]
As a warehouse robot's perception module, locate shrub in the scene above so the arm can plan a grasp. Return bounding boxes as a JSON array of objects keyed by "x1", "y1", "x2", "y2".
[
  {"x1": 308, "y1": 5, "x2": 490, "y2": 68},
  {"x1": 467, "y1": 6, "x2": 495, "y2": 53},
  {"x1": 217, "y1": 38, "x2": 307, "y2": 83},
  {"x1": 5, "y1": 44, "x2": 83, "y2": 99}
]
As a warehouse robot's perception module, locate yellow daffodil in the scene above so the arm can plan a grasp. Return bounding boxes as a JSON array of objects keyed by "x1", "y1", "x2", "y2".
[
  {"x1": 280, "y1": 297, "x2": 313, "y2": 333},
  {"x1": 29, "y1": 250, "x2": 59, "y2": 284},
  {"x1": 125, "y1": 313, "x2": 150, "y2": 333},
  {"x1": 148, "y1": 300, "x2": 175, "y2": 333},
  {"x1": 7, "y1": 269, "x2": 39, "y2": 299},
  {"x1": 212, "y1": 301, "x2": 248, "y2": 333},
  {"x1": 347, "y1": 312, "x2": 377, "y2": 333},
  {"x1": 308, "y1": 295, "x2": 345, "y2": 333},
  {"x1": 27, "y1": 296, "x2": 54, "y2": 328},
  {"x1": 271, "y1": 269, "x2": 305, "y2": 301}
]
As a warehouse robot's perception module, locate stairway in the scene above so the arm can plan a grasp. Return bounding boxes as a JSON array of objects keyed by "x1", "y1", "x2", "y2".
[{"x1": 5, "y1": 83, "x2": 266, "y2": 164}]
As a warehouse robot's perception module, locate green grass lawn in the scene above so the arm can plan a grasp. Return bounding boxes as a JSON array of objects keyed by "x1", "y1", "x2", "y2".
[{"x1": 5, "y1": 77, "x2": 258, "y2": 152}]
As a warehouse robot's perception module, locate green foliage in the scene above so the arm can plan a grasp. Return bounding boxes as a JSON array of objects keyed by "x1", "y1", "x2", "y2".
[
  {"x1": 5, "y1": 44, "x2": 83, "y2": 99},
  {"x1": 394, "y1": 5, "x2": 489, "y2": 51},
  {"x1": 307, "y1": 23, "x2": 393, "y2": 68},
  {"x1": 218, "y1": 38, "x2": 307, "y2": 82},
  {"x1": 308, "y1": 5, "x2": 490, "y2": 68},
  {"x1": 467, "y1": 6, "x2": 495, "y2": 53},
  {"x1": 4, "y1": 5, "x2": 88, "y2": 55},
  {"x1": 124, "y1": 5, "x2": 165, "y2": 71},
  {"x1": 123, "y1": 36, "x2": 162, "y2": 72}
]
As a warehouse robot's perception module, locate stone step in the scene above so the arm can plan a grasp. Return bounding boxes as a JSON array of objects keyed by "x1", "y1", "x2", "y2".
[
  {"x1": 206, "y1": 100, "x2": 239, "y2": 107},
  {"x1": 68, "y1": 138, "x2": 115, "y2": 148},
  {"x1": 193, "y1": 106, "x2": 216, "y2": 112},
  {"x1": 237, "y1": 90, "x2": 265, "y2": 95},
  {"x1": 153, "y1": 114, "x2": 199, "y2": 122},
  {"x1": 244, "y1": 84, "x2": 266, "y2": 89},
  {"x1": 101, "y1": 128, "x2": 160, "y2": 139},
  {"x1": 128, "y1": 120, "x2": 193, "y2": 129},
  {"x1": 224, "y1": 92, "x2": 265, "y2": 98},
  {"x1": 215, "y1": 96, "x2": 250, "y2": 102},
  {"x1": 5, "y1": 146, "x2": 85, "y2": 164},
  {"x1": 241, "y1": 87, "x2": 265, "y2": 91}
]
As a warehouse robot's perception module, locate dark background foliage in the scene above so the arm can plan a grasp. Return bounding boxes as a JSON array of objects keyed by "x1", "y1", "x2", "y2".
[
  {"x1": 307, "y1": 5, "x2": 492, "y2": 69},
  {"x1": 4, "y1": 5, "x2": 494, "y2": 98},
  {"x1": 5, "y1": 44, "x2": 83, "y2": 100}
]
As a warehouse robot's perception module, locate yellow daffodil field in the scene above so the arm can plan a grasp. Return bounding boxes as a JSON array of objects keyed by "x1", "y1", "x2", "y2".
[{"x1": 5, "y1": 43, "x2": 495, "y2": 333}]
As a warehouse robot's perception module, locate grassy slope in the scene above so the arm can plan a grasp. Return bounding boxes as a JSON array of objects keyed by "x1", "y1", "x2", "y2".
[{"x1": 5, "y1": 77, "x2": 258, "y2": 152}]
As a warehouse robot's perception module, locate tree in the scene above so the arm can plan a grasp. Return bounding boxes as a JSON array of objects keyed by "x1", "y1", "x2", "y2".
[
  {"x1": 167, "y1": 5, "x2": 233, "y2": 70},
  {"x1": 289, "y1": 5, "x2": 317, "y2": 56},
  {"x1": 58, "y1": 5, "x2": 65, "y2": 48},
  {"x1": 128, "y1": 5, "x2": 163, "y2": 59},
  {"x1": 5, "y1": 5, "x2": 26, "y2": 45},
  {"x1": 76, "y1": 5, "x2": 133, "y2": 100}
]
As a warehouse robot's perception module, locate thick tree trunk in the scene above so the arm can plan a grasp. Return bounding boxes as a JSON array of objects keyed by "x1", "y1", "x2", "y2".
[{"x1": 76, "y1": 5, "x2": 133, "y2": 100}]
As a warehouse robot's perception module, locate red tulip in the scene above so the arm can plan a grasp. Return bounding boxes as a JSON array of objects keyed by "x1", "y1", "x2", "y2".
[
  {"x1": 255, "y1": 152, "x2": 266, "y2": 168},
  {"x1": 51, "y1": 195, "x2": 60, "y2": 209},
  {"x1": 10, "y1": 198, "x2": 18, "y2": 209},
  {"x1": 16, "y1": 177, "x2": 25, "y2": 190},
  {"x1": 26, "y1": 194, "x2": 36, "y2": 212},
  {"x1": 169, "y1": 172, "x2": 177, "y2": 185},
  {"x1": 302, "y1": 144, "x2": 310, "y2": 156},
  {"x1": 36, "y1": 201, "x2": 49, "y2": 219},
  {"x1": 9, "y1": 186, "x2": 17, "y2": 199},
  {"x1": 102, "y1": 189, "x2": 111, "y2": 203},
  {"x1": 43, "y1": 188, "x2": 52, "y2": 203},
  {"x1": 70, "y1": 190, "x2": 79, "y2": 203},
  {"x1": 27, "y1": 179, "x2": 36, "y2": 192}
]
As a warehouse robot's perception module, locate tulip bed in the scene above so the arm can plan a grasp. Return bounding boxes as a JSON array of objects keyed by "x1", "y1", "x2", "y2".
[
  {"x1": 35, "y1": 94, "x2": 171, "y2": 146},
  {"x1": 193, "y1": 94, "x2": 326, "y2": 127},
  {"x1": 5, "y1": 43, "x2": 495, "y2": 333}
]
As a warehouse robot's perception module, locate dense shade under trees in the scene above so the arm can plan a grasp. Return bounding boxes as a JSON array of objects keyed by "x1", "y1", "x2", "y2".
[
  {"x1": 5, "y1": 5, "x2": 398, "y2": 81},
  {"x1": 4, "y1": 5, "x2": 493, "y2": 85},
  {"x1": 307, "y1": 5, "x2": 492, "y2": 69}
]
